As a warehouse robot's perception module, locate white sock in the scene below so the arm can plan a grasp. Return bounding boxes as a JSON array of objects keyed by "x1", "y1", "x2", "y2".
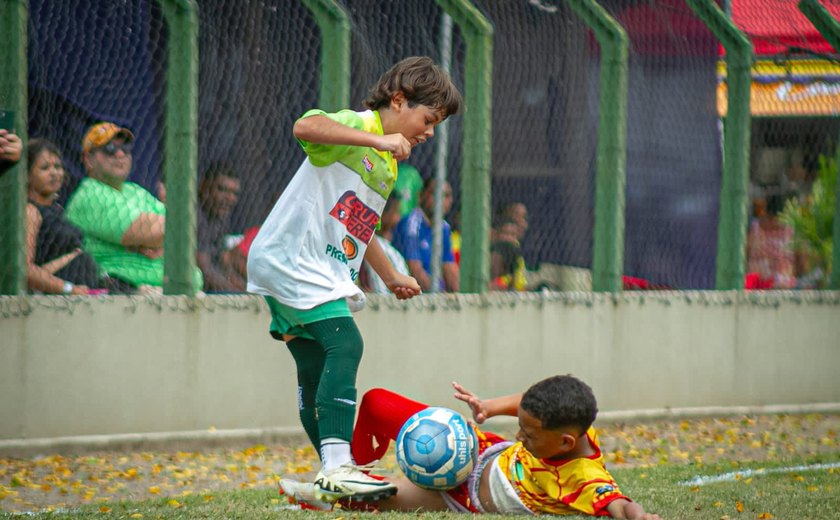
[{"x1": 320, "y1": 438, "x2": 352, "y2": 471}]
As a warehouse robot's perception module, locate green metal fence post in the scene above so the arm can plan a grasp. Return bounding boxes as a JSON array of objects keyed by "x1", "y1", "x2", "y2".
[
  {"x1": 0, "y1": 0, "x2": 27, "y2": 295},
  {"x1": 685, "y1": 0, "x2": 753, "y2": 290},
  {"x1": 435, "y1": 0, "x2": 493, "y2": 293},
  {"x1": 566, "y1": 0, "x2": 629, "y2": 293},
  {"x1": 798, "y1": 0, "x2": 840, "y2": 290},
  {"x1": 302, "y1": 0, "x2": 350, "y2": 112},
  {"x1": 161, "y1": 0, "x2": 199, "y2": 295}
]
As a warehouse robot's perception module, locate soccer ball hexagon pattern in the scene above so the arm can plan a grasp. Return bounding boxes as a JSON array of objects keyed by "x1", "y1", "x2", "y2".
[{"x1": 395, "y1": 407, "x2": 478, "y2": 490}]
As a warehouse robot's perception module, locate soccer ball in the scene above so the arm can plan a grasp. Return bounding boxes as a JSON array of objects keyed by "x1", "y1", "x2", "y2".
[{"x1": 395, "y1": 407, "x2": 478, "y2": 490}]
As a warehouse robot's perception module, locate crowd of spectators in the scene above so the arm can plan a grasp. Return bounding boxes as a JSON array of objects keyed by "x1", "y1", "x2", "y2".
[
  {"x1": 11, "y1": 122, "x2": 824, "y2": 296},
  {"x1": 11, "y1": 122, "x2": 523, "y2": 297}
]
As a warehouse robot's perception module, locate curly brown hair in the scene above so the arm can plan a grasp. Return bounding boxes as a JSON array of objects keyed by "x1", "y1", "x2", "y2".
[{"x1": 363, "y1": 56, "x2": 462, "y2": 119}]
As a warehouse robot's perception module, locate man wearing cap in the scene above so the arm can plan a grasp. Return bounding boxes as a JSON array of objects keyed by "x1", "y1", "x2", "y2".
[{"x1": 66, "y1": 121, "x2": 202, "y2": 291}]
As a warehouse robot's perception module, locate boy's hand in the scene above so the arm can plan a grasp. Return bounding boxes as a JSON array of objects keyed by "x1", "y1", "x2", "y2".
[
  {"x1": 452, "y1": 382, "x2": 489, "y2": 424},
  {"x1": 607, "y1": 499, "x2": 663, "y2": 519},
  {"x1": 387, "y1": 273, "x2": 421, "y2": 300},
  {"x1": 377, "y1": 133, "x2": 412, "y2": 161}
]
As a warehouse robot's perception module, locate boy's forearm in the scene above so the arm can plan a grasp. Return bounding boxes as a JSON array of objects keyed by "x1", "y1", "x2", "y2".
[
  {"x1": 364, "y1": 237, "x2": 397, "y2": 282},
  {"x1": 294, "y1": 115, "x2": 382, "y2": 148},
  {"x1": 484, "y1": 393, "x2": 523, "y2": 418}
]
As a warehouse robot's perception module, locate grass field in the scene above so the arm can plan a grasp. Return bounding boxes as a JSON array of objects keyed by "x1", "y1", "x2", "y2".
[{"x1": 2, "y1": 414, "x2": 839, "y2": 519}]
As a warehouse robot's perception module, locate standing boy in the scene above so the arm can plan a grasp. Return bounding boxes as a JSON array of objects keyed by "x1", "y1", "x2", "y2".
[{"x1": 247, "y1": 56, "x2": 462, "y2": 503}]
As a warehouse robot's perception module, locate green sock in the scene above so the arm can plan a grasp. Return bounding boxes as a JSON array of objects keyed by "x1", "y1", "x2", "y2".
[
  {"x1": 285, "y1": 337, "x2": 325, "y2": 452},
  {"x1": 303, "y1": 317, "x2": 363, "y2": 442}
]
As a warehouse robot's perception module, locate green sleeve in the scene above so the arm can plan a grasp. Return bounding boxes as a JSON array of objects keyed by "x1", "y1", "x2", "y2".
[{"x1": 296, "y1": 108, "x2": 366, "y2": 167}]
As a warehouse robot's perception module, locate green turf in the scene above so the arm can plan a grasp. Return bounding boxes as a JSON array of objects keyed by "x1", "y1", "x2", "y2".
[{"x1": 4, "y1": 453, "x2": 838, "y2": 519}]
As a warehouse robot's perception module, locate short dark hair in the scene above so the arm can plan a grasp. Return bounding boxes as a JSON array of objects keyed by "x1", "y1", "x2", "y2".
[
  {"x1": 27, "y1": 138, "x2": 63, "y2": 169},
  {"x1": 200, "y1": 161, "x2": 237, "y2": 183},
  {"x1": 363, "y1": 56, "x2": 462, "y2": 118},
  {"x1": 520, "y1": 375, "x2": 598, "y2": 432}
]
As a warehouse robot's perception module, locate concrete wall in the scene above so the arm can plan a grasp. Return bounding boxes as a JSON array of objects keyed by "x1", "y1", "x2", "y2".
[{"x1": 2, "y1": 291, "x2": 839, "y2": 444}]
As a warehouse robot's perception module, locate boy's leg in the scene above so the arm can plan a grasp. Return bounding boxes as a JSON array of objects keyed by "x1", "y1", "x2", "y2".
[
  {"x1": 285, "y1": 338, "x2": 325, "y2": 451},
  {"x1": 352, "y1": 388, "x2": 428, "y2": 465},
  {"x1": 303, "y1": 317, "x2": 363, "y2": 461},
  {"x1": 303, "y1": 317, "x2": 397, "y2": 502}
]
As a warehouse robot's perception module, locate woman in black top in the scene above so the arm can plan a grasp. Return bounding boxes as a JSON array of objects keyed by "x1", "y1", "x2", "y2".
[{"x1": 25, "y1": 138, "x2": 103, "y2": 294}]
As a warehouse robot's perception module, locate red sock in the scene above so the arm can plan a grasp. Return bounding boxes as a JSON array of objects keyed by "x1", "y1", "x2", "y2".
[{"x1": 351, "y1": 388, "x2": 428, "y2": 464}]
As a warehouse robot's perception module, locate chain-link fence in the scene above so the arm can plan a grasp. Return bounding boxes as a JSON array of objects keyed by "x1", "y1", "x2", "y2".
[{"x1": 6, "y1": 0, "x2": 839, "y2": 295}]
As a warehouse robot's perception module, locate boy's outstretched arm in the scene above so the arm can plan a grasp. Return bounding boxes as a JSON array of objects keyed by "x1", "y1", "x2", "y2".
[
  {"x1": 452, "y1": 382, "x2": 522, "y2": 424},
  {"x1": 294, "y1": 115, "x2": 413, "y2": 160},
  {"x1": 606, "y1": 498, "x2": 662, "y2": 520},
  {"x1": 364, "y1": 236, "x2": 421, "y2": 299}
]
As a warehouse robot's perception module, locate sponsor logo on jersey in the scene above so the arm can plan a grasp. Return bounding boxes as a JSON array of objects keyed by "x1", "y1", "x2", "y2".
[
  {"x1": 329, "y1": 190, "x2": 379, "y2": 243},
  {"x1": 324, "y1": 240, "x2": 361, "y2": 281},
  {"x1": 595, "y1": 484, "x2": 616, "y2": 498},
  {"x1": 362, "y1": 155, "x2": 374, "y2": 172},
  {"x1": 342, "y1": 235, "x2": 358, "y2": 260}
]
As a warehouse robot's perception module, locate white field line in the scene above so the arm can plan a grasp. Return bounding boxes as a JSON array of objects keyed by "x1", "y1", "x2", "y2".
[{"x1": 679, "y1": 462, "x2": 840, "y2": 486}]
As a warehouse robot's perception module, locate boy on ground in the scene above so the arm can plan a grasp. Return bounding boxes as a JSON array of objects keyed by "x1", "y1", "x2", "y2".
[
  {"x1": 247, "y1": 56, "x2": 462, "y2": 503},
  {"x1": 281, "y1": 375, "x2": 662, "y2": 519}
]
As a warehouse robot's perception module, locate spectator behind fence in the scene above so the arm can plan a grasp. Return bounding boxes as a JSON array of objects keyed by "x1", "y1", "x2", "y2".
[
  {"x1": 490, "y1": 218, "x2": 527, "y2": 291},
  {"x1": 495, "y1": 201, "x2": 529, "y2": 245},
  {"x1": 66, "y1": 121, "x2": 203, "y2": 293},
  {"x1": 25, "y1": 138, "x2": 107, "y2": 295},
  {"x1": 746, "y1": 194, "x2": 796, "y2": 289},
  {"x1": 360, "y1": 193, "x2": 410, "y2": 294},
  {"x1": 394, "y1": 162, "x2": 423, "y2": 217},
  {"x1": 0, "y1": 128, "x2": 23, "y2": 177},
  {"x1": 197, "y1": 162, "x2": 245, "y2": 292},
  {"x1": 393, "y1": 177, "x2": 459, "y2": 292}
]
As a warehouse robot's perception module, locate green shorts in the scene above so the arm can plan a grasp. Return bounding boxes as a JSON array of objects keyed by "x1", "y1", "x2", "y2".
[{"x1": 264, "y1": 296, "x2": 352, "y2": 341}]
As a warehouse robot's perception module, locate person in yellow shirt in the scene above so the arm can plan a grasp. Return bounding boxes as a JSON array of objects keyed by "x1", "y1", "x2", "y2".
[{"x1": 280, "y1": 374, "x2": 662, "y2": 519}]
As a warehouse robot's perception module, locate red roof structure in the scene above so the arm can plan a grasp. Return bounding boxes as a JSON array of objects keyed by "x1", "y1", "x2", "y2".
[
  {"x1": 612, "y1": 0, "x2": 840, "y2": 57},
  {"x1": 729, "y1": 0, "x2": 840, "y2": 56}
]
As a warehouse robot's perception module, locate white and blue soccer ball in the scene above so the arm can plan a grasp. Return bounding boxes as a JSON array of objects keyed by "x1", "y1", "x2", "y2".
[{"x1": 395, "y1": 406, "x2": 478, "y2": 490}]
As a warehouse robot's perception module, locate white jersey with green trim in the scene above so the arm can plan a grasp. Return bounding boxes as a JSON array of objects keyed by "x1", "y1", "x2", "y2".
[{"x1": 247, "y1": 108, "x2": 397, "y2": 310}]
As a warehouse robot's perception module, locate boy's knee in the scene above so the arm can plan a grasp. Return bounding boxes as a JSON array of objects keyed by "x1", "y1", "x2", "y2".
[{"x1": 362, "y1": 387, "x2": 399, "y2": 406}]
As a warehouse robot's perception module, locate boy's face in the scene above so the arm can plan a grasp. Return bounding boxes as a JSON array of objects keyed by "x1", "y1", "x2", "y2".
[
  {"x1": 516, "y1": 408, "x2": 578, "y2": 460},
  {"x1": 392, "y1": 94, "x2": 445, "y2": 148}
]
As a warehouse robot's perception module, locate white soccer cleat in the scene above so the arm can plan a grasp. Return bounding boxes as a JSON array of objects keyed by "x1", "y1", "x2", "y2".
[
  {"x1": 313, "y1": 463, "x2": 397, "y2": 502},
  {"x1": 278, "y1": 478, "x2": 334, "y2": 511}
]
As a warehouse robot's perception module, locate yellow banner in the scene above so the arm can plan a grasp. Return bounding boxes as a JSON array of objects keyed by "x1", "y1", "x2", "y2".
[{"x1": 717, "y1": 59, "x2": 840, "y2": 116}]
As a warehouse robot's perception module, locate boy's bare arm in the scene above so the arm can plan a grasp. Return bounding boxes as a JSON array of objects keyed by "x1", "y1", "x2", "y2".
[
  {"x1": 364, "y1": 236, "x2": 421, "y2": 299},
  {"x1": 452, "y1": 382, "x2": 522, "y2": 424},
  {"x1": 606, "y1": 498, "x2": 662, "y2": 520},
  {"x1": 294, "y1": 115, "x2": 412, "y2": 160}
]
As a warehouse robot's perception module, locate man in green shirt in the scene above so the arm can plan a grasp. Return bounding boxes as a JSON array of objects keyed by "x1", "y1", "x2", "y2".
[{"x1": 66, "y1": 121, "x2": 202, "y2": 291}]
